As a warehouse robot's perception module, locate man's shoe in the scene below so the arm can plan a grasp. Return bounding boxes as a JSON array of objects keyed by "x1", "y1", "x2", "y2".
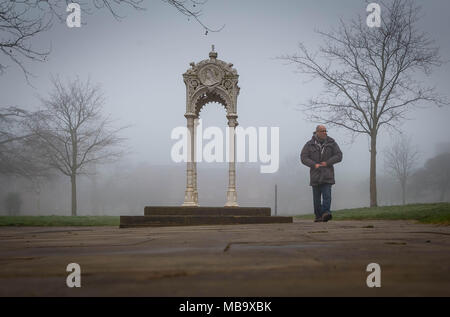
[
  {"x1": 314, "y1": 217, "x2": 323, "y2": 222},
  {"x1": 322, "y1": 212, "x2": 332, "y2": 222}
]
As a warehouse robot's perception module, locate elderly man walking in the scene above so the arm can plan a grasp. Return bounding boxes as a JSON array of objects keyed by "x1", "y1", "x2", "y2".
[{"x1": 301, "y1": 125, "x2": 343, "y2": 222}]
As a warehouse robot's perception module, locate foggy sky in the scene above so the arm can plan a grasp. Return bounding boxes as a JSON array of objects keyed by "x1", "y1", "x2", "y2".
[{"x1": 1, "y1": 0, "x2": 450, "y2": 213}]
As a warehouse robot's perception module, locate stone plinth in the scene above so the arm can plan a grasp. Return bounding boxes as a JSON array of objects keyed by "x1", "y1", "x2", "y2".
[
  {"x1": 144, "y1": 206, "x2": 271, "y2": 216},
  {"x1": 120, "y1": 206, "x2": 293, "y2": 228}
]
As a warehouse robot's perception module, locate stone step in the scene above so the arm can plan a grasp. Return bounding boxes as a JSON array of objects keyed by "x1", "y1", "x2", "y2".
[
  {"x1": 144, "y1": 206, "x2": 271, "y2": 216},
  {"x1": 120, "y1": 215, "x2": 293, "y2": 228}
]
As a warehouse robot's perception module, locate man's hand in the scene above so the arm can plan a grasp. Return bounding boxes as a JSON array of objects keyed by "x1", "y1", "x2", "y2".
[
  {"x1": 320, "y1": 162, "x2": 327, "y2": 167},
  {"x1": 315, "y1": 163, "x2": 321, "y2": 169}
]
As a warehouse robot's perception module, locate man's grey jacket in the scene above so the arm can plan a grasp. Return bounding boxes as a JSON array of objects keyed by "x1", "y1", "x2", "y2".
[{"x1": 300, "y1": 133, "x2": 343, "y2": 186}]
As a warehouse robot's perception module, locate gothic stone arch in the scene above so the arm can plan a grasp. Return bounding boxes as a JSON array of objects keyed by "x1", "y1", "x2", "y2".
[{"x1": 182, "y1": 47, "x2": 240, "y2": 207}]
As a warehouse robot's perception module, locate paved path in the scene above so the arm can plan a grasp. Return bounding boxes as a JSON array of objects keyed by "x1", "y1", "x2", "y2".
[{"x1": 0, "y1": 219, "x2": 449, "y2": 296}]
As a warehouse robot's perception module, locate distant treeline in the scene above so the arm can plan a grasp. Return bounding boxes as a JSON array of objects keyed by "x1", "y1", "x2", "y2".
[{"x1": 1, "y1": 151, "x2": 449, "y2": 216}]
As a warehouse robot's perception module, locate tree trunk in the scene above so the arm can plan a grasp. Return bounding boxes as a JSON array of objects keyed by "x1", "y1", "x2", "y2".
[
  {"x1": 370, "y1": 133, "x2": 378, "y2": 207},
  {"x1": 71, "y1": 132, "x2": 78, "y2": 216},
  {"x1": 71, "y1": 173, "x2": 77, "y2": 216},
  {"x1": 401, "y1": 180, "x2": 406, "y2": 205}
]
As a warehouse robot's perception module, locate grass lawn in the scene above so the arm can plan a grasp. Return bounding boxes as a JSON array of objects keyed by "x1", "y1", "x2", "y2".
[
  {"x1": 1, "y1": 203, "x2": 449, "y2": 226},
  {"x1": 295, "y1": 203, "x2": 450, "y2": 225},
  {"x1": 0, "y1": 216, "x2": 120, "y2": 226}
]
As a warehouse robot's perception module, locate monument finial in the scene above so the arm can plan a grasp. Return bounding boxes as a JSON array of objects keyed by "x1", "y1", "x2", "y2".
[{"x1": 209, "y1": 44, "x2": 218, "y2": 60}]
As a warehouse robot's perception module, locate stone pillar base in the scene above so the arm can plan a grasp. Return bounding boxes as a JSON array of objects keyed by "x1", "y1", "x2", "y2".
[
  {"x1": 194, "y1": 191, "x2": 199, "y2": 206},
  {"x1": 225, "y1": 190, "x2": 239, "y2": 207},
  {"x1": 183, "y1": 189, "x2": 198, "y2": 206}
]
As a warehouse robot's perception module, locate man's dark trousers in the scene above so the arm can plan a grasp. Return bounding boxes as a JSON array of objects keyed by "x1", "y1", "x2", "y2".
[{"x1": 312, "y1": 183, "x2": 332, "y2": 219}]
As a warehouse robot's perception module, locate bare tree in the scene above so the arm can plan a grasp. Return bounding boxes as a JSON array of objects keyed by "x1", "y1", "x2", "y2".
[
  {"x1": 417, "y1": 153, "x2": 450, "y2": 202},
  {"x1": 383, "y1": 134, "x2": 419, "y2": 205},
  {"x1": 28, "y1": 77, "x2": 127, "y2": 216},
  {"x1": 280, "y1": 0, "x2": 448, "y2": 207},
  {"x1": 1, "y1": 0, "x2": 218, "y2": 80},
  {"x1": 0, "y1": 106, "x2": 47, "y2": 178}
]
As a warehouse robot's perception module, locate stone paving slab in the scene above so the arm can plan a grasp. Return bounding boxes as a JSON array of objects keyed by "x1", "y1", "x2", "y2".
[{"x1": 0, "y1": 219, "x2": 449, "y2": 296}]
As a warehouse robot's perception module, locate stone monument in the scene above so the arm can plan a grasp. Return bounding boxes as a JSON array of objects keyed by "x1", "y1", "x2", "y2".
[
  {"x1": 120, "y1": 48, "x2": 293, "y2": 228},
  {"x1": 182, "y1": 45, "x2": 239, "y2": 207}
]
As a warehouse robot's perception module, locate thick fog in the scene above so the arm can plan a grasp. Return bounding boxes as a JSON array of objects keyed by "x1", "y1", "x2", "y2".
[{"x1": 1, "y1": 0, "x2": 450, "y2": 216}]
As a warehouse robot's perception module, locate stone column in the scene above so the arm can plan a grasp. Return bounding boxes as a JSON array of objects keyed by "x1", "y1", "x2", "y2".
[
  {"x1": 225, "y1": 114, "x2": 239, "y2": 207},
  {"x1": 193, "y1": 118, "x2": 199, "y2": 205},
  {"x1": 183, "y1": 114, "x2": 198, "y2": 206}
]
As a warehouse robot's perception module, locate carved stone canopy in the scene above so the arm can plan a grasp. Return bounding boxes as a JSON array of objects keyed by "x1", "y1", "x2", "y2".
[
  {"x1": 183, "y1": 47, "x2": 240, "y2": 118},
  {"x1": 182, "y1": 47, "x2": 240, "y2": 207}
]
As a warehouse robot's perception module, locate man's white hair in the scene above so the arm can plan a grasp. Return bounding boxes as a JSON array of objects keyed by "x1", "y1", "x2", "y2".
[{"x1": 316, "y1": 125, "x2": 326, "y2": 131}]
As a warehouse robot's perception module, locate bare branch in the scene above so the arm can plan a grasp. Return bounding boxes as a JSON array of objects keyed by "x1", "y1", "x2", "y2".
[
  {"x1": 163, "y1": 0, "x2": 224, "y2": 33},
  {"x1": 1, "y1": 0, "x2": 219, "y2": 81},
  {"x1": 280, "y1": 0, "x2": 447, "y2": 139}
]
